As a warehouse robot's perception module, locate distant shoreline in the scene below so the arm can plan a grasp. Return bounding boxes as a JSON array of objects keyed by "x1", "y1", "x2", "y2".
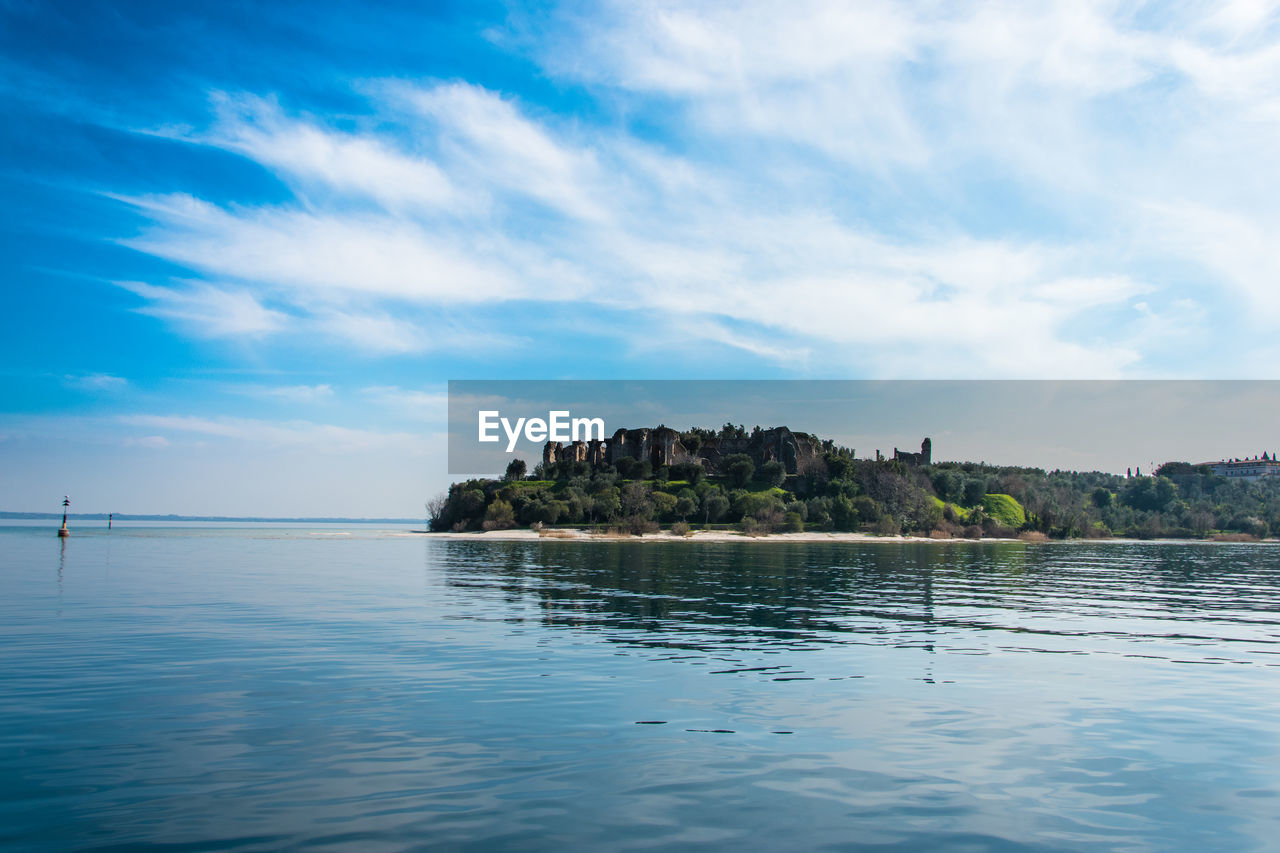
[
  {"x1": 0, "y1": 512, "x2": 419, "y2": 524},
  {"x1": 419, "y1": 529, "x2": 1274, "y2": 545}
]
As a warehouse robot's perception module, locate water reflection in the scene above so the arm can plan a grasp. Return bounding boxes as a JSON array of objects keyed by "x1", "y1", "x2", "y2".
[
  {"x1": 56, "y1": 537, "x2": 66, "y2": 617},
  {"x1": 440, "y1": 540, "x2": 1280, "y2": 669}
]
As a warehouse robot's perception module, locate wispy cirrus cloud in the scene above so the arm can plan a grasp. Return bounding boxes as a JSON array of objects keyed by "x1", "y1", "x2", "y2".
[
  {"x1": 123, "y1": 434, "x2": 170, "y2": 449},
  {"x1": 204, "y1": 93, "x2": 464, "y2": 214},
  {"x1": 64, "y1": 373, "x2": 130, "y2": 393},
  {"x1": 114, "y1": 194, "x2": 523, "y2": 303},
  {"x1": 360, "y1": 386, "x2": 448, "y2": 423},
  {"x1": 395, "y1": 82, "x2": 612, "y2": 223},
  {"x1": 106, "y1": 1, "x2": 1280, "y2": 377},
  {"x1": 118, "y1": 413, "x2": 422, "y2": 452},
  {"x1": 116, "y1": 280, "x2": 287, "y2": 337},
  {"x1": 230, "y1": 383, "x2": 335, "y2": 404}
]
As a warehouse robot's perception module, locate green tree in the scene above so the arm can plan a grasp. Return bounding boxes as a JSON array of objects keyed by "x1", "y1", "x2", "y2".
[
  {"x1": 733, "y1": 490, "x2": 779, "y2": 520},
  {"x1": 806, "y1": 496, "x2": 832, "y2": 528},
  {"x1": 680, "y1": 432, "x2": 703, "y2": 454},
  {"x1": 753, "y1": 502, "x2": 784, "y2": 532},
  {"x1": 652, "y1": 490, "x2": 678, "y2": 520},
  {"x1": 759, "y1": 460, "x2": 785, "y2": 487},
  {"x1": 825, "y1": 452, "x2": 853, "y2": 481},
  {"x1": 831, "y1": 494, "x2": 856, "y2": 531},
  {"x1": 1121, "y1": 476, "x2": 1175, "y2": 512},
  {"x1": 932, "y1": 469, "x2": 963, "y2": 502},
  {"x1": 504, "y1": 458, "x2": 527, "y2": 481},
  {"x1": 670, "y1": 461, "x2": 704, "y2": 484},
  {"x1": 483, "y1": 499, "x2": 515, "y2": 529},
  {"x1": 852, "y1": 496, "x2": 879, "y2": 525},
  {"x1": 702, "y1": 491, "x2": 730, "y2": 525},
  {"x1": 962, "y1": 477, "x2": 987, "y2": 506},
  {"x1": 592, "y1": 489, "x2": 621, "y2": 524},
  {"x1": 621, "y1": 481, "x2": 655, "y2": 519},
  {"x1": 675, "y1": 490, "x2": 698, "y2": 520},
  {"x1": 527, "y1": 499, "x2": 567, "y2": 525},
  {"x1": 460, "y1": 488, "x2": 486, "y2": 515},
  {"x1": 722, "y1": 454, "x2": 755, "y2": 487}
]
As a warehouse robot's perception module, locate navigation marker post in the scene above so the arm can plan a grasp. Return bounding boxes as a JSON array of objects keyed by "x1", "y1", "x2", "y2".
[{"x1": 58, "y1": 496, "x2": 70, "y2": 538}]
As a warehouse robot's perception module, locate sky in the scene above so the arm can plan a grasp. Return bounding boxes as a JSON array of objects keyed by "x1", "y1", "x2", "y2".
[{"x1": 3, "y1": 1, "x2": 1280, "y2": 516}]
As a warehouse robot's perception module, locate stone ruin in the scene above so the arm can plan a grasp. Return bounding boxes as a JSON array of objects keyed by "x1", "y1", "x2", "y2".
[
  {"x1": 543, "y1": 425, "x2": 827, "y2": 477},
  {"x1": 893, "y1": 437, "x2": 932, "y2": 466}
]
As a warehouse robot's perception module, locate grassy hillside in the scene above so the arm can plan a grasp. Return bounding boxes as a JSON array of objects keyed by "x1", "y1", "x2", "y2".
[{"x1": 982, "y1": 493, "x2": 1026, "y2": 528}]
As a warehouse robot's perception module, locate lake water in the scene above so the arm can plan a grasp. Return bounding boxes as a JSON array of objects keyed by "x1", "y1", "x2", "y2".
[{"x1": 2, "y1": 524, "x2": 1279, "y2": 851}]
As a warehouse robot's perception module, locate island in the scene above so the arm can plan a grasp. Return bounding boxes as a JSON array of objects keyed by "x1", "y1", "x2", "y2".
[{"x1": 428, "y1": 424, "x2": 1278, "y2": 541}]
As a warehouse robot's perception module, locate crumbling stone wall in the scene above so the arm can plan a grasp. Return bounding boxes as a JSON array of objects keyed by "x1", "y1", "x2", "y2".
[
  {"x1": 544, "y1": 425, "x2": 827, "y2": 476},
  {"x1": 893, "y1": 437, "x2": 932, "y2": 466}
]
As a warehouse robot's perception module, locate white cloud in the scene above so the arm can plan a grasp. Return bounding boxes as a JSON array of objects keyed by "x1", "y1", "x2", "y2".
[
  {"x1": 117, "y1": 413, "x2": 421, "y2": 452},
  {"x1": 65, "y1": 373, "x2": 129, "y2": 392},
  {"x1": 116, "y1": 280, "x2": 286, "y2": 337},
  {"x1": 204, "y1": 93, "x2": 463, "y2": 213},
  {"x1": 1140, "y1": 200, "x2": 1280, "y2": 318},
  {"x1": 360, "y1": 386, "x2": 449, "y2": 422},
  {"x1": 314, "y1": 310, "x2": 426, "y2": 353},
  {"x1": 124, "y1": 435, "x2": 170, "y2": 448},
  {"x1": 232, "y1": 384, "x2": 335, "y2": 403},
  {"x1": 115, "y1": 195, "x2": 522, "y2": 303},
  {"x1": 397, "y1": 82, "x2": 610, "y2": 222},
  {"x1": 538, "y1": 1, "x2": 930, "y2": 167},
  {"x1": 109, "y1": 2, "x2": 1280, "y2": 377}
]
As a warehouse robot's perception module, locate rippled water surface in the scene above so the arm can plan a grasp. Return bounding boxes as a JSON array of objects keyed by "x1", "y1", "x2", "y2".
[{"x1": 2, "y1": 525, "x2": 1280, "y2": 851}]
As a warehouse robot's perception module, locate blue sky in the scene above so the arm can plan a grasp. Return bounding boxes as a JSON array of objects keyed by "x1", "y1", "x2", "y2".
[{"x1": 3, "y1": 1, "x2": 1279, "y2": 515}]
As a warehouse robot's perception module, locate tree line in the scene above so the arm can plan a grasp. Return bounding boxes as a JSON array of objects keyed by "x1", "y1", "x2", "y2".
[{"x1": 428, "y1": 433, "x2": 1279, "y2": 540}]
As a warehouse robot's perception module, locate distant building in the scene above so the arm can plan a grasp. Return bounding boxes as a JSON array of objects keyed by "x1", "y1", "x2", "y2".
[
  {"x1": 1196, "y1": 453, "x2": 1280, "y2": 481},
  {"x1": 893, "y1": 437, "x2": 931, "y2": 466}
]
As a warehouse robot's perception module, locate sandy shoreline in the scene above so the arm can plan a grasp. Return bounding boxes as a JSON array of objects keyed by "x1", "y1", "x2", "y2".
[
  {"x1": 423, "y1": 529, "x2": 932, "y2": 543},
  {"x1": 416, "y1": 529, "x2": 1273, "y2": 545}
]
